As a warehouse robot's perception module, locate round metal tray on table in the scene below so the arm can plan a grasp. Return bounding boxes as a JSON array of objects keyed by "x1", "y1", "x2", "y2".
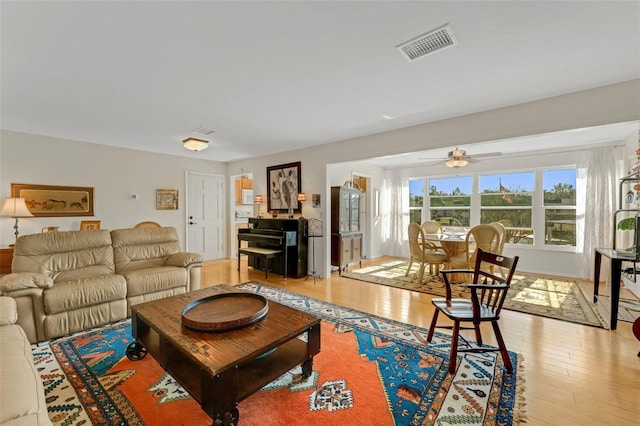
[{"x1": 182, "y1": 292, "x2": 269, "y2": 332}]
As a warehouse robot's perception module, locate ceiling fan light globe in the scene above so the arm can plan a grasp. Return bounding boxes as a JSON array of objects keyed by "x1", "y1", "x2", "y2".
[{"x1": 445, "y1": 158, "x2": 468, "y2": 168}]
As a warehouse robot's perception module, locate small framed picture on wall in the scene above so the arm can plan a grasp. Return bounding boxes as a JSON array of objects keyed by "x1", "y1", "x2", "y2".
[{"x1": 156, "y1": 189, "x2": 178, "y2": 210}]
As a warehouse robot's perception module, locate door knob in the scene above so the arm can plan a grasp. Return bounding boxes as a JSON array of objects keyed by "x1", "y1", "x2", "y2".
[{"x1": 189, "y1": 221, "x2": 197, "y2": 225}]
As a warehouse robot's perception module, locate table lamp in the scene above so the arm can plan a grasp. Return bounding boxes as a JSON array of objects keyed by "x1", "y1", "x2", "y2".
[
  {"x1": 254, "y1": 194, "x2": 263, "y2": 218},
  {"x1": 1, "y1": 197, "x2": 34, "y2": 244},
  {"x1": 297, "y1": 193, "x2": 307, "y2": 220}
]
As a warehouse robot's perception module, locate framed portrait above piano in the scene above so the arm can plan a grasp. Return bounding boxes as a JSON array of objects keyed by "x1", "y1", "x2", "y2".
[{"x1": 267, "y1": 161, "x2": 301, "y2": 213}]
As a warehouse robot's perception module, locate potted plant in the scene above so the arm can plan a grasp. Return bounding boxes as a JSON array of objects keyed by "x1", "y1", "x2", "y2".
[{"x1": 617, "y1": 216, "x2": 639, "y2": 252}]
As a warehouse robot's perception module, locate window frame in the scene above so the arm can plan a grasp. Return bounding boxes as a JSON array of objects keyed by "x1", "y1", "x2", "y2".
[
  {"x1": 418, "y1": 165, "x2": 578, "y2": 251},
  {"x1": 408, "y1": 178, "x2": 424, "y2": 224},
  {"x1": 542, "y1": 167, "x2": 577, "y2": 248},
  {"x1": 479, "y1": 171, "x2": 535, "y2": 245},
  {"x1": 428, "y1": 176, "x2": 473, "y2": 227}
]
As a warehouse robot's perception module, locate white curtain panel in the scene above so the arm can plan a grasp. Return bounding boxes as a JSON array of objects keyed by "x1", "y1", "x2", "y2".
[
  {"x1": 578, "y1": 145, "x2": 624, "y2": 280},
  {"x1": 381, "y1": 169, "x2": 410, "y2": 257}
]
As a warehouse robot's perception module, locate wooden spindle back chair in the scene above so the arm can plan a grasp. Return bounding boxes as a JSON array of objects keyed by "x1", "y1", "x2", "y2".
[{"x1": 426, "y1": 248, "x2": 519, "y2": 374}]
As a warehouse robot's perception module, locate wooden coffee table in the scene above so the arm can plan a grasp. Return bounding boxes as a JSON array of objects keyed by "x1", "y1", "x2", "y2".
[{"x1": 129, "y1": 284, "x2": 321, "y2": 425}]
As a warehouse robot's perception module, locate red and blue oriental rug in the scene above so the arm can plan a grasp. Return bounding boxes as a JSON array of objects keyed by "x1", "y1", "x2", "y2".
[{"x1": 34, "y1": 282, "x2": 526, "y2": 425}]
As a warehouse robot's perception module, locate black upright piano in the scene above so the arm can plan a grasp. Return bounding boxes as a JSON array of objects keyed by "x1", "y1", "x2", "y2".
[{"x1": 239, "y1": 218, "x2": 308, "y2": 278}]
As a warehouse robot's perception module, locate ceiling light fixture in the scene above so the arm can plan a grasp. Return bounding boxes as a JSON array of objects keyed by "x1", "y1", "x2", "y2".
[
  {"x1": 445, "y1": 158, "x2": 468, "y2": 168},
  {"x1": 445, "y1": 148, "x2": 468, "y2": 168},
  {"x1": 182, "y1": 137, "x2": 209, "y2": 151}
]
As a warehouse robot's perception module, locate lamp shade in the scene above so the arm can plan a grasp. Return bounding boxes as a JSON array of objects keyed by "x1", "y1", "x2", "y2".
[
  {"x1": 0, "y1": 198, "x2": 33, "y2": 218},
  {"x1": 254, "y1": 195, "x2": 263, "y2": 203},
  {"x1": 297, "y1": 193, "x2": 306, "y2": 202},
  {"x1": 182, "y1": 137, "x2": 209, "y2": 151}
]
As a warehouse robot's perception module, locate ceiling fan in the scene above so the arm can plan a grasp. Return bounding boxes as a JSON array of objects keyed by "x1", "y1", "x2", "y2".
[{"x1": 420, "y1": 148, "x2": 502, "y2": 168}]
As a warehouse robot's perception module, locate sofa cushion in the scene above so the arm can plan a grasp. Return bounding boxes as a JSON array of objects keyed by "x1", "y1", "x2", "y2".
[
  {"x1": 12, "y1": 230, "x2": 115, "y2": 282},
  {"x1": 0, "y1": 272, "x2": 54, "y2": 293},
  {"x1": 0, "y1": 324, "x2": 51, "y2": 425},
  {"x1": 44, "y1": 274, "x2": 127, "y2": 315},
  {"x1": 111, "y1": 227, "x2": 181, "y2": 273},
  {"x1": 0, "y1": 296, "x2": 17, "y2": 325},
  {"x1": 122, "y1": 266, "x2": 187, "y2": 297}
]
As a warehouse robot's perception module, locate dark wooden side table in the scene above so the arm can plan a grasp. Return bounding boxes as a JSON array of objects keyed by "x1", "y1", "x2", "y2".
[
  {"x1": 593, "y1": 247, "x2": 637, "y2": 330},
  {"x1": 0, "y1": 246, "x2": 14, "y2": 274}
]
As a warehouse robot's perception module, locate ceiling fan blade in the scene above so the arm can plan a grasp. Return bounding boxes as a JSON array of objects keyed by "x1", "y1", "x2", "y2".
[{"x1": 470, "y1": 151, "x2": 502, "y2": 158}]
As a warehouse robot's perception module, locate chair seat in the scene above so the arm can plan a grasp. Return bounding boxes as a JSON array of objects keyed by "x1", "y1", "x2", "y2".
[
  {"x1": 431, "y1": 297, "x2": 469, "y2": 304},
  {"x1": 431, "y1": 299, "x2": 498, "y2": 320}
]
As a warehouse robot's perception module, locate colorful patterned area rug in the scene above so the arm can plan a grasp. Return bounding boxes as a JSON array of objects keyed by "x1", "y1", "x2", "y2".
[
  {"x1": 342, "y1": 259, "x2": 606, "y2": 328},
  {"x1": 35, "y1": 282, "x2": 525, "y2": 425}
]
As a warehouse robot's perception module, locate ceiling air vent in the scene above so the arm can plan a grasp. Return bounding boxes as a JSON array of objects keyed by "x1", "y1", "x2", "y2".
[
  {"x1": 192, "y1": 126, "x2": 216, "y2": 136},
  {"x1": 397, "y1": 24, "x2": 457, "y2": 62}
]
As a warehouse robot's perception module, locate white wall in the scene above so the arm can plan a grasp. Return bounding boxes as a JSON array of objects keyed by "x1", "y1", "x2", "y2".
[
  {"x1": 1, "y1": 80, "x2": 638, "y2": 278},
  {"x1": 0, "y1": 130, "x2": 227, "y2": 248}
]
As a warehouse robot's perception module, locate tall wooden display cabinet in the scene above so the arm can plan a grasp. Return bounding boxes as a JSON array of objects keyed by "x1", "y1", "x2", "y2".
[{"x1": 331, "y1": 183, "x2": 362, "y2": 274}]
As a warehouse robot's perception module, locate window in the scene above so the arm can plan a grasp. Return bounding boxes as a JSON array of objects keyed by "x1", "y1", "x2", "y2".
[
  {"x1": 479, "y1": 172, "x2": 535, "y2": 244},
  {"x1": 543, "y1": 169, "x2": 576, "y2": 246},
  {"x1": 420, "y1": 166, "x2": 578, "y2": 249},
  {"x1": 428, "y1": 176, "x2": 472, "y2": 226},
  {"x1": 409, "y1": 179, "x2": 423, "y2": 224}
]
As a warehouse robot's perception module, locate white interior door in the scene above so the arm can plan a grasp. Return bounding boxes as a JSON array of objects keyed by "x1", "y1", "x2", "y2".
[{"x1": 186, "y1": 172, "x2": 225, "y2": 260}]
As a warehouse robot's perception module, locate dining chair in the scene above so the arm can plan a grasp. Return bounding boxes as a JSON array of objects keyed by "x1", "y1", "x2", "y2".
[
  {"x1": 134, "y1": 221, "x2": 161, "y2": 229},
  {"x1": 427, "y1": 248, "x2": 520, "y2": 374},
  {"x1": 422, "y1": 220, "x2": 443, "y2": 249},
  {"x1": 421, "y1": 220, "x2": 443, "y2": 235},
  {"x1": 489, "y1": 221, "x2": 507, "y2": 254},
  {"x1": 448, "y1": 224, "x2": 500, "y2": 271},
  {"x1": 405, "y1": 223, "x2": 449, "y2": 283}
]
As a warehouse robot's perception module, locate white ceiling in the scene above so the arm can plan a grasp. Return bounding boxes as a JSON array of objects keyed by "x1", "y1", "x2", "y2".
[{"x1": 1, "y1": 1, "x2": 639, "y2": 164}]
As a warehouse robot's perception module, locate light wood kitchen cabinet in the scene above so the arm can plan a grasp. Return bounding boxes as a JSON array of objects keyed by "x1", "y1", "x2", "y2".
[{"x1": 235, "y1": 177, "x2": 253, "y2": 205}]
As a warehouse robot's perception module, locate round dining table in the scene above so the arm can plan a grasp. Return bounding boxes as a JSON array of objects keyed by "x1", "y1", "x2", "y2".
[
  {"x1": 424, "y1": 231, "x2": 471, "y2": 282},
  {"x1": 424, "y1": 232, "x2": 468, "y2": 256}
]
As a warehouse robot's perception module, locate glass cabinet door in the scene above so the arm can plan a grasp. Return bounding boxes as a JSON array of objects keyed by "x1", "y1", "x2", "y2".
[
  {"x1": 350, "y1": 192, "x2": 360, "y2": 231},
  {"x1": 340, "y1": 191, "x2": 351, "y2": 232}
]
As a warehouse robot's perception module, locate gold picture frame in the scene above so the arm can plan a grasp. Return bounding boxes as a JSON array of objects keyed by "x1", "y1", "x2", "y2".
[
  {"x1": 156, "y1": 189, "x2": 178, "y2": 210},
  {"x1": 80, "y1": 220, "x2": 101, "y2": 230},
  {"x1": 11, "y1": 183, "x2": 94, "y2": 217}
]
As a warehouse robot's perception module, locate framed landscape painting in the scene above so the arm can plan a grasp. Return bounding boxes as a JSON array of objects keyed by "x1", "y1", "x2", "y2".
[
  {"x1": 11, "y1": 183, "x2": 94, "y2": 217},
  {"x1": 267, "y1": 161, "x2": 301, "y2": 212}
]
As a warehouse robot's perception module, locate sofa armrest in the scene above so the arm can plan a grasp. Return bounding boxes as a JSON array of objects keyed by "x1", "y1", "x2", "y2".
[
  {"x1": 165, "y1": 252, "x2": 203, "y2": 268},
  {"x1": 0, "y1": 273, "x2": 54, "y2": 294},
  {"x1": 0, "y1": 296, "x2": 18, "y2": 325}
]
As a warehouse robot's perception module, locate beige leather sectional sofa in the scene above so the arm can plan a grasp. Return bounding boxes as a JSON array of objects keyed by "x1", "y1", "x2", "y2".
[
  {"x1": 0, "y1": 227, "x2": 203, "y2": 343},
  {"x1": 0, "y1": 296, "x2": 52, "y2": 425}
]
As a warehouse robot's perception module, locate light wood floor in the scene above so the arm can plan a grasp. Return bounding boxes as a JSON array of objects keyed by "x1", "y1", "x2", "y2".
[{"x1": 202, "y1": 256, "x2": 640, "y2": 426}]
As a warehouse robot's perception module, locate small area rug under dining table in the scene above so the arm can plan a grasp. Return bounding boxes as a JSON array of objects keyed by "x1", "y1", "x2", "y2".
[
  {"x1": 35, "y1": 282, "x2": 525, "y2": 425},
  {"x1": 341, "y1": 259, "x2": 606, "y2": 328}
]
